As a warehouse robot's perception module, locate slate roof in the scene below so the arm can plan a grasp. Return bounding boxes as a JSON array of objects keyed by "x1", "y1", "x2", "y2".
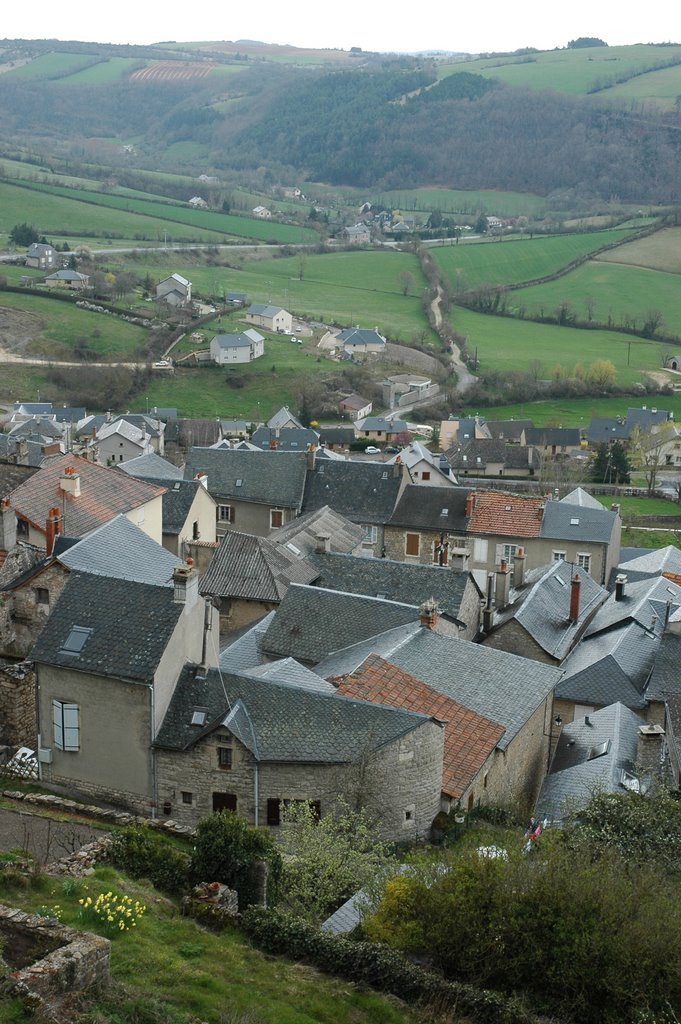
[
  {"x1": 315, "y1": 623, "x2": 423, "y2": 680},
  {"x1": 556, "y1": 621, "x2": 660, "y2": 709},
  {"x1": 584, "y1": 575, "x2": 681, "y2": 638},
  {"x1": 213, "y1": 333, "x2": 257, "y2": 350},
  {"x1": 561, "y1": 487, "x2": 606, "y2": 510},
  {"x1": 267, "y1": 406, "x2": 303, "y2": 431},
  {"x1": 9, "y1": 418, "x2": 63, "y2": 441},
  {"x1": 200, "y1": 530, "x2": 317, "y2": 602},
  {"x1": 337, "y1": 328, "x2": 385, "y2": 348},
  {"x1": 251, "y1": 427, "x2": 319, "y2": 451},
  {"x1": 539, "y1": 498, "x2": 617, "y2": 545},
  {"x1": 524, "y1": 427, "x2": 581, "y2": 446},
  {"x1": 646, "y1": 630, "x2": 681, "y2": 702},
  {"x1": 31, "y1": 571, "x2": 184, "y2": 681},
  {"x1": 153, "y1": 478, "x2": 205, "y2": 535},
  {"x1": 336, "y1": 654, "x2": 504, "y2": 799},
  {"x1": 375, "y1": 629, "x2": 562, "y2": 750},
  {"x1": 317, "y1": 427, "x2": 356, "y2": 447},
  {"x1": 0, "y1": 461, "x2": 39, "y2": 498},
  {"x1": 608, "y1": 546, "x2": 681, "y2": 586},
  {"x1": 308, "y1": 550, "x2": 476, "y2": 621},
  {"x1": 184, "y1": 448, "x2": 307, "y2": 508},
  {"x1": 53, "y1": 407, "x2": 86, "y2": 424},
  {"x1": 493, "y1": 560, "x2": 608, "y2": 661},
  {"x1": 261, "y1": 584, "x2": 420, "y2": 664},
  {"x1": 155, "y1": 664, "x2": 434, "y2": 762},
  {"x1": 536, "y1": 702, "x2": 644, "y2": 823},
  {"x1": 485, "y1": 420, "x2": 533, "y2": 442},
  {"x1": 247, "y1": 304, "x2": 287, "y2": 319},
  {"x1": 119, "y1": 453, "x2": 183, "y2": 482},
  {"x1": 269, "y1": 505, "x2": 364, "y2": 557},
  {"x1": 388, "y1": 485, "x2": 469, "y2": 532},
  {"x1": 468, "y1": 491, "x2": 544, "y2": 538},
  {"x1": 56, "y1": 514, "x2": 183, "y2": 587},
  {"x1": 445, "y1": 439, "x2": 540, "y2": 472},
  {"x1": 96, "y1": 419, "x2": 149, "y2": 447},
  {"x1": 219, "y1": 612, "x2": 275, "y2": 674},
  {"x1": 356, "y1": 416, "x2": 408, "y2": 434},
  {"x1": 167, "y1": 419, "x2": 222, "y2": 448},
  {"x1": 45, "y1": 270, "x2": 88, "y2": 283},
  {"x1": 246, "y1": 657, "x2": 335, "y2": 693},
  {"x1": 221, "y1": 420, "x2": 250, "y2": 434},
  {"x1": 303, "y1": 460, "x2": 404, "y2": 525},
  {"x1": 9, "y1": 454, "x2": 166, "y2": 538}
]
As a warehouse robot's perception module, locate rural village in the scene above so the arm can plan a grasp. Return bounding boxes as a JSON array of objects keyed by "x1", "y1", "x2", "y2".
[{"x1": 0, "y1": 28, "x2": 681, "y2": 1024}]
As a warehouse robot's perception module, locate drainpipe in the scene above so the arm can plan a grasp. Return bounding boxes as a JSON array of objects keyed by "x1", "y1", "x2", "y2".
[
  {"x1": 254, "y1": 762, "x2": 259, "y2": 827},
  {"x1": 148, "y1": 683, "x2": 157, "y2": 819}
]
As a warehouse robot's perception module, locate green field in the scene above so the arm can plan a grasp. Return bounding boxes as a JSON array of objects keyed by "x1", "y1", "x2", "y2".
[
  {"x1": 0, "y1": 291, "x2": 148, "y2": 359},
  {"x1": 596, "y1": 227, "x2": 681, "y2": 274},
  {"x1": 460, "y1": 394, "x2": 681, "y2": 427},
  {"x1": 596, "y1": 495, "x2": 681, "y2": 517},
  {"x1": 3, "y1": 52, "x2": 104, "y2": 80},
  {"x1": 514, "y1": 261, "x2": 681, "y2": 338},
  {"x1": 7, "y1": 179, "x2": 319, "y2": 244},
  {"x1": 373, "y1": 188, "x2": 546, "y2": 219},
  {"x1": 432, "y1": 227, "x2": 641, "y2": 292},
  {"x1": 438, "y1": 45, "x2": 681, "y2": 105},
  {"x1": 451, "y1": 306, "x2": 663, "y2": 386}
]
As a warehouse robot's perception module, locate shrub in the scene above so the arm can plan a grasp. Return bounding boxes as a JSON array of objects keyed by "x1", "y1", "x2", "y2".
[
  {"x1": 189, "y1": 811, "x2": 282, "y2": 910},
  {"x1": 108, "y1": 827, "x2": 189, "y2": 894}
]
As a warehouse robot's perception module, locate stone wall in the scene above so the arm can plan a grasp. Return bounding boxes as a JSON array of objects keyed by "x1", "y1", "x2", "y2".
[
  {"x1": 0, "y1": 904, "x2": 110, "y2": 1016},
  {"x1": 0, "y1": 661, "x2": 36, "y2": 748}
]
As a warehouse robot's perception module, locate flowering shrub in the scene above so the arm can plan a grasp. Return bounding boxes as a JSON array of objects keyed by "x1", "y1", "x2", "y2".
[{"x1": 78, "y1": 890, "x2": 146, "y2": 936}]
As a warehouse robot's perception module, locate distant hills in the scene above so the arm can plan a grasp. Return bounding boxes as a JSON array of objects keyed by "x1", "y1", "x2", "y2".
[{"x1": 0, "y1": 38, "x2": 680, "y2": 206}]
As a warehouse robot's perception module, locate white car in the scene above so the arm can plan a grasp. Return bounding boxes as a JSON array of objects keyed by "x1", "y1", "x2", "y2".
[{"x1": 365, "y1": 446, "x2": 381, "y2": 454}]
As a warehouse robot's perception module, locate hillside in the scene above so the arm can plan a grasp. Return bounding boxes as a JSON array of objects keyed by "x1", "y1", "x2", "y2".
[{"x1": 0, "y1": 39, "x2": 679, "y2": 204}]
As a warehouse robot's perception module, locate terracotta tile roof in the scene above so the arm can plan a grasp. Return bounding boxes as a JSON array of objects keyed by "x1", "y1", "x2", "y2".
[
  {"x1": 467, "y1": 490, "x2": 545, "y2": 539},
  {"x1": 9, "y1": 454, "x2": 166, "y2": 539},
  {"x1": 336, "y1": 653, "x2": 505, "y2": 799}
]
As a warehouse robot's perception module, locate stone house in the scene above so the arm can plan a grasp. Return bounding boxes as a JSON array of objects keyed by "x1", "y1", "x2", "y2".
[
  {"x1": 445, "y1": 438, "x2": 540, "y2": 478},
  {"x1": 31, "y1": 566, "x2": 218, "y2": 814},
  {"x1": 91, "y1": 419, "x2": 155, "y2": 466},
  {"x1": 355, "y1": 417, "x2": 409, "y2": 442},
  {"x1": 387, "y1": 442, "x2": 456, "y2": 487},
  {"x1": 246, "y1": 304, "x2": 292, "y2": 333},
  {"x1": 156, "y1": 273, "x2": 192, "y2": 307},
  {"x1": 154, "y1": 665, "x2": 444, "y2": 841},
  {"x1": 44, "y1": 270, "x2": 90, "y2": 290},
  {"x1": 339, "y1": 394, "x2": 373, "y2": 421},
  {"x1": 521, "y1": 426, "x2": 583, "y2": 459},
  {"x1": 184, "y1": 447, "x2": 308, "y2": 538},
  {"x1": 384, "y1": 485, "x2": 470, "y2": 568},
  {"x1": 25, "y1": 243, "x2": 57, "y2": 270}
]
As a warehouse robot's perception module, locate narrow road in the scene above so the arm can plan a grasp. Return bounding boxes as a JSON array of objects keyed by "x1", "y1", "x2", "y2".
[{"x1": 430, "y1": 285, "x2": 477, "y2": 394}]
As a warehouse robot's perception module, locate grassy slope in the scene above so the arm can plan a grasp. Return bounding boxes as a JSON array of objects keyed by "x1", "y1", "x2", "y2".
[
  {"x1": 596, "y1": 227, "x2": 681, "y2": 274},
  {"x1": 459, "y1": 394, "x2": 681, "y2": 426},
  {"x1": 437, "y1": 45, "x2": 681, "y2": 105},
  {"x1": 0, "y1": 865, "x2": 414, "y2": 1024},
  {"x1": 372, "y1": 187, "x2": 546, "y2": 219},
  {"x1": 432, "y1": 228, "x2": 640, "y2": 291},
  {"x1": 514, "y1": 261, "x2": 681, "y2": 338}
]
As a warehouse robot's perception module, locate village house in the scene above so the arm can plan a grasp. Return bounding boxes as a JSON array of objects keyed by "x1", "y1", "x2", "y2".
[
  {"x1": 44, "y1": 270, "x2": 90, "y2": 290},
  {"x1": 355, "y1": 416, "x2": 409, "y2": 443},
  {"x1": 388, "y1": 441, "x2": 456, "y2": 486},
  {"x1": 156, "y1": 273, "x2": 192, "y2": 307},
  {"x1": 252, "y1": 206, "x2": 272, "y2": 219},
  {"x1": 210, "y1": 330, "x2": 264, "y2": 365},
  {"x1": 445, "y1": 438, "x2": 541, "y2": 478},
  {"x1": 384, "y1": 485, "x2": 470, "y2": 568},
  {"x1": 438, "y1": 415, "x2": 490, "y2": 452},
  {"x1": 25, "y1": 243, "x2": 57, "y2": 270},
  {"x1": 339, "y1": 393, "x2": 373, "y2": 421},
  {"x1": 246, "y1": 304, "x2": 292, "y2": 333},
  {"x1": 338, "y1": 328, "x2": 386, "y2": 358}
]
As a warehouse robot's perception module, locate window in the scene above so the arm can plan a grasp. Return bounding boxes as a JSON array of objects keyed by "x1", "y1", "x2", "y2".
[
  {"x1": 60, "y1": 625, "x2": 92, "y2": 656},
  {"x1": 35, "y1": 587, "x2": 49, "y2": 607},
  {"x1": 217, "y1": 747, "x2": 233, "y2": 770},
  {"x1": 270, "y1": 508, "x2": 284, "y2": 529},
  {"x1": 267, "y1": 798, "x2": 281, "y2": 826},
  {"x1": 502, "y1": 544, "x2": 518, "y2": 562},
  {"x1": 218, "y1": 505, "x2": 234, "y2": 524},
  {"x1": 405, "y1": 532, "x2": 420, "y2": 557},
  {"x1": 192, "y1": 520, "x2": 200, "y2": 540},
  {"x1": 553, "y1": 550, "x2": 566, "y2": 562},
  {"x1": 191, "y1": 709, "x2": 207, "y2": 727},
  {"x1": 577, "y1": 552, "x2": 591, "y2": 574},
  {"x1": 137, "y1": 506, "x2": 145, "y2": 523},
  {"x1": 483, "y1": 771, "x2": 489, "y2": 790},
  {"x1": 422, "y1": 471, "x2": 431, "y2": 481},
  {"x1": 362, "y1": 525, "x2": 378, "y2": 545},
  {"x1": 181, "y1": 791, "x2": 193, "y2": 805},
  {"x1": 53, "y1": 700, "x2": 79, "y2": 752}
]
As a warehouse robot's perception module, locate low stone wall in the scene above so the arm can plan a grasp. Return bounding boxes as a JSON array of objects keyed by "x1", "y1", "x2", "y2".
[{"x1": 0, "y1": 904, "x2": 110, "y2": 1016}]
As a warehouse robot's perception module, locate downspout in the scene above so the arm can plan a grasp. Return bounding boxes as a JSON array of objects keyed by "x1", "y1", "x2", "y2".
[
  {"x1": 254, "y1": 761, "x2": 259, "y2": 827},
  {"x1": 148, "y1": 683, "x2": 157, "y2": 819}
]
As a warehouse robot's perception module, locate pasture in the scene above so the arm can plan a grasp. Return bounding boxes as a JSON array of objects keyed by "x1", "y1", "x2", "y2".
[
  {"x1": 451, "y1": 306, "x2": 664, "y2": 386},
  {"x1": 2, "y1": 52, "x2": 102, "y2": 80},
  {"x1": 432, "y1": 227, "x2": 640, "y2": 291},
  {"x1": 438, "y1": 45, "x2": 681, "y2": 106},
  {"x1": 459, "y1": 394, "x2": 681, "y2": 427},
  {"x1": 513, "y1": 261, "x2": 681, "y2": 339},
  {"x1": 596, "y1": 227, "x2": 681, "y2": 274},
  {"x1": 372, "y1": 188, "x2": 546, "y2": 219}
]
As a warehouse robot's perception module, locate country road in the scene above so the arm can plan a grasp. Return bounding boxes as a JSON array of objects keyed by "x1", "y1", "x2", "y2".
[{"x1": 430, "y1": 285, "x2": 477, "y2": 394}]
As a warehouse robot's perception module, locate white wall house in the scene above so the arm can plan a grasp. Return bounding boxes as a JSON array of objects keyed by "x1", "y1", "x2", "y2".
[{"x1": 210, "y1": 330, "x2": 265, "y2": 365}]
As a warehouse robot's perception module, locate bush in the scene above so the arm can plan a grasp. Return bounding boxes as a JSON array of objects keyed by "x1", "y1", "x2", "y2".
[
  {"x1": 241, "y1": 906, "x2": 537, "y2": 1024},
  {"x1": 108, "y1": 827, "x2": 189, "y2": 894},
  {"x1": 189, "y1": 811, "x2": 282, "y2": 910}
]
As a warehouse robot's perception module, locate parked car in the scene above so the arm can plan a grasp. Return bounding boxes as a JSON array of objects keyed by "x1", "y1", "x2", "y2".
[
  {"x1": 385, "y1": 446, "x2": 400, "y2": 454},
  {"x1": 365, "y1": 446, "x2": 381, "y2": 454}
]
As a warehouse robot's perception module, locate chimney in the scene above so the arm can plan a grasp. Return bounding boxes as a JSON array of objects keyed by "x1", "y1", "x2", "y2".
[
  {"x1": 315, "y1": 533, "x2": 331, "y2": 554},
  {"x1": 465, "y1": 492, "x2": 475, "y2": 517},
  {"x1": 513, "y1": 547, "x2": 526, "y2": 587},
  {"x1": 392, "y1": 454, "x2": 401, "y2": 478},
  {"x1": 307, "y1": 444, "x2": 316, "y2": 470},
  {"x1": 269, "y1": 438, "x2": 277, "y2": 450},
  {"x1": 610, "y1": 503, "x2": 620, "y2": 514},
  {"x1": 569, "y1": 573, "x2": 581, "y2": 623},
  {"x1": 537, "y1": 502, "x2": 545, "y2": 520},
  {"x1": 0, "y1": 498, "x2": 17, "y2": 553},
  {"x1": 615, "y1": 574, "x2": 627, "y2": 602},
  {"x1": 485, "y1": 572, "x2": 494, "y2": 611},
  {"x1": 636, "y1": 723, "x2": 665, "y2": 774},
  {"x1": 495, "y1": 560, "x2": 511, "y2": 609},
  {"x1": 173, "y1": 560, "x2": 199, "y2": 610},
  {"x1": 45, "y1": 506, "x2": 63, "y2": 556},
  {"x1": 194, "y1": 472, "x2": 208, "y2": 490},
  {"x1": 419, "y1": 597, "x2": 438, "y2": 630},
  {"x1": 59, "y1": 466, "x2": 81, "y2": 497}
]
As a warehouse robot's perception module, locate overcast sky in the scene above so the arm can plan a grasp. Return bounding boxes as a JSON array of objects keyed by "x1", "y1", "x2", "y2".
[{"x1": 2, "y1": 1, "x2": 677, "y2": 55}]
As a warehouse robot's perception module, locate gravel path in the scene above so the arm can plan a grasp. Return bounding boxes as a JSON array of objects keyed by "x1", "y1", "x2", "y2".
[{"x1": 0, "y1": 806, "x2": 104, "y2": 865}]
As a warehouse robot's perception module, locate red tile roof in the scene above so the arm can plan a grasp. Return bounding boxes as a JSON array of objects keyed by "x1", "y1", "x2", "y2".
[
  {"x1": 9, "y1": 454, "x2": 166, "y2": 539},
  {"x1": 336, "y1": 653, "x2": 505, "y2": 799},
  {"x1": 467, "y1": 490, "x2": 545, "y2": 539}
]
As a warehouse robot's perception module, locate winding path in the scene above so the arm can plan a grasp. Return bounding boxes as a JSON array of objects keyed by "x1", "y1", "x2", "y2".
[{"x1": 429, "y1": 285, "x2": 477, "y2": 394}]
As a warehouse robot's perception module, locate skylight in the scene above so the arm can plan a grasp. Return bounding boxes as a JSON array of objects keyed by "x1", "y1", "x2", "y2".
[
  {"x1": 441, "y1": 508, "x2": 449, "y2": 516},
  {"x1": 236, "y1": 479, "x2": 243, "y2": 487},
  {"x1": 191, "y1": 709, "x2": 207, "y2": 727},
  {"x1": 570, "y1": 518, "x2": 580, "y2": 525},
  {"x1": 286, "y1": 543, "x2": 302, "y2": 557},
  {"x1": 60, "y1": 625, "x2": 92, "y2": 656},
  {"x1": 587, "y1": 739, "x2": 610, "y2": 760}
]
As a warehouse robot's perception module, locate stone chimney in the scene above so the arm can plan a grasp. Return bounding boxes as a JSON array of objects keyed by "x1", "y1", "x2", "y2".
[
  {"x1": 495, "y1": 560, "x2": 511, "y2": 609},
  {"x1": 307, "y1": 444, "x2": 316, "y2": 470},
  {"x1": 59, "y1": 466, "x2": 81, "y2": 498},
  {"x1": 315, "y1": 534, "x2": 331, "y2": 554},
  {"x1": 465, "y1": 492, "x2": 475, "y2": 517},
  {"x1": 45, "y1": 506, "x2": 63, "y2": 556},
  {"x1": 194, "y1": 472, "x2": 208, "y2": 490},
  {"x1": 392, "y1": 454, "x2": 401, "y2": 478},
  {"x1": 173, "y1": 559, "x2": 199, "y2": 610},
  {"x1": 636, "y1": 723, "x2": 665, "y2": 774},
  {"x1": 569, "y1": 573, "x2": 581, "y2": 623},
  {"x1": 419, "y1": 597, "x2": 438, "y2": 630},
  {"x1": 615, "y1": 574, "x2": 627, "y2": 602},
  {"x1": 513, "y1": 547, "x2": 526, "y2": 587},
  {"x1": 610, "y1": 503, "x2": 620, "y2": 514},
  {"x1": 0, "y1": 498, "x2": 16, "y2": 553},
  {"x1": 482, "y1": 572, "x2": 495, "y2": 632}
]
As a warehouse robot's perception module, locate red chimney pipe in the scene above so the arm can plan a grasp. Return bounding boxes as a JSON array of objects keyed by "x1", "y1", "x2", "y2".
[
  {"x1": 465, "y1": 492, "x2": 474, "y2": 517},
  {"x1": 45, "y1": 506, "x2": 63, "y2": 556},
  {"x1": 569, "y1": 574, "x2": 581, "y2": 622}
]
